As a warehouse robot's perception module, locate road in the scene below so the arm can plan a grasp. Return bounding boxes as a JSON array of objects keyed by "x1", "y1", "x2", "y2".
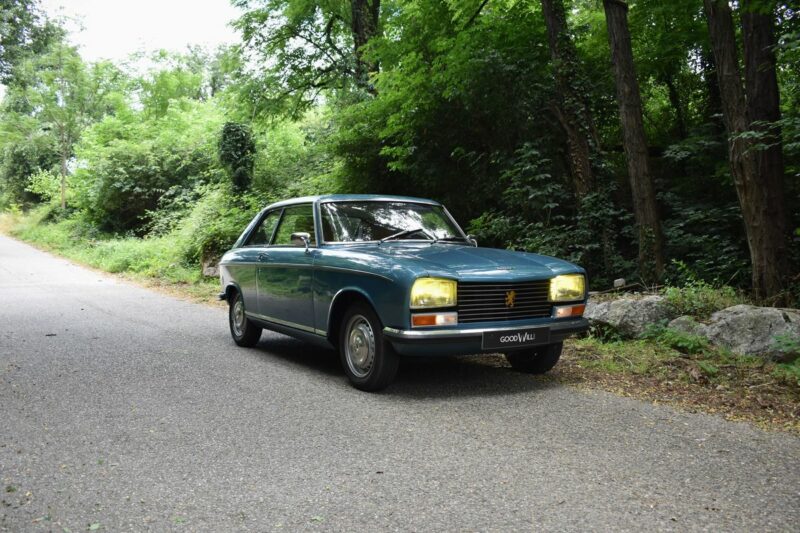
[{"x1": 1, "y1": 234, "x2": 798, "y2": 532}]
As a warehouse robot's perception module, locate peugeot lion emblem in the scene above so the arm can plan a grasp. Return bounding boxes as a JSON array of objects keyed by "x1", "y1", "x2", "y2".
[{"x1": 505, "y1": 290, "x2": 516, "y2": 308}]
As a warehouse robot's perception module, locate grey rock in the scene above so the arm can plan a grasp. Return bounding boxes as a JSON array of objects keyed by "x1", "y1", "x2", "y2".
[
  {"x1": 667, "y1": 315, "x2": 709, "y2": 337},
  {"x1": 584, "y1": 295, "x2": 672, "y2": 337},
  {"x1": 201, "y1": 258, "x2": 219, "y2": 277},
  {"x1": 704, "y1": 304, "x2": 800, "y2": 360}
]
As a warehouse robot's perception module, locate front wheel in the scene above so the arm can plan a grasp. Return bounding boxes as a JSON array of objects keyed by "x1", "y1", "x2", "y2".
[
  {"x1": 505, "y1": 342, "x2": 563, "y2": 374},
  {"x1": 229, "y1": 292, "x2": 262, "y2": 347},
  {"x1": 339, "y1": 302, "x2": 399, "y2": 391}
]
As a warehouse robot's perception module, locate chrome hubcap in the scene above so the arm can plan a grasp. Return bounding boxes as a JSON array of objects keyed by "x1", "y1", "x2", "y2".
[
  {"x1": 345, "y1": 315, "x2": 375, "y2": 378},
  {"x1": 232, "y1": 298, "x2": 245, "y2": 337}
]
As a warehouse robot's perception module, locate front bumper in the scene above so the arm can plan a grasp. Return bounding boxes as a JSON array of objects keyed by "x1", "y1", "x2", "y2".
[{"x1": 383, "y1": 317, "x2": 589, "y2": 356}]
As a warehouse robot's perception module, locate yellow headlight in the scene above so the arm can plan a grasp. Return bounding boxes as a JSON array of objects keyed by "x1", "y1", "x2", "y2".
[
  {"x1": 549, "y1": 274, "x2": 586, "y2": 302},
  {"x1": 410, "y1": 278, "x2": 457, "y2": 308}
]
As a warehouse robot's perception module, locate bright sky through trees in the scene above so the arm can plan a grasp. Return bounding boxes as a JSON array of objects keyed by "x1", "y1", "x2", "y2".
[{"x1": 40, "y1": 0, "x2": 241, "y2": 62}]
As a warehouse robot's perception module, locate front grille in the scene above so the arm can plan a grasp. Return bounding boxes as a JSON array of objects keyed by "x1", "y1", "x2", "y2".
[{"x1": 457, "y1": 280, "x2": 552, "y2": 323}]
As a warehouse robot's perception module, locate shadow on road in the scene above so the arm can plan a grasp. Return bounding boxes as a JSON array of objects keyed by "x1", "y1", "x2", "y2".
[{"x1": 251, "y1": 332, "x2": 559, "y2": 399}]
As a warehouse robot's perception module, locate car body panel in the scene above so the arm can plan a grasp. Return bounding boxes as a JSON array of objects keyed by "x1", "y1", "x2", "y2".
[{"x1": 219, "y1": 194, "x2": 589, "y2": 356}]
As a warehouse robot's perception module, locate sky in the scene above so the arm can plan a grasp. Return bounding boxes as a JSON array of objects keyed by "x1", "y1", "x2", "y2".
[{"x1": 39, "y1": 0, "x2": 243, "y2": 63}]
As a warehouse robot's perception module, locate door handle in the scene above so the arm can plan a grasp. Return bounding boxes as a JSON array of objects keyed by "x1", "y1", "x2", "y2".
[{"x1": 258, "y1": 252, "x2": 270, "y2": 261}]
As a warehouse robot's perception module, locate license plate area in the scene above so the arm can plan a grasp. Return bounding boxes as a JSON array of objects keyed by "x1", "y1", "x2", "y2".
[{"x1": 482, "y1": 326, "x2": 550, "y2": 350}]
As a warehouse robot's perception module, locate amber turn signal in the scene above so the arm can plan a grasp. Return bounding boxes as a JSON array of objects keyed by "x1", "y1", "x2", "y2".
[
  {"x1": 411, "y1": 312, "x2": 458, "y2": 327},
  {"x1": 553, "y1": 304, "x2": 586, "y2": 318}
]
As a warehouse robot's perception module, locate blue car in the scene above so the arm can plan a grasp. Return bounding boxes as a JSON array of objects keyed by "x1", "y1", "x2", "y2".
[{"x1": 219, "y1": 195, "x2": 589, "y2": 391}]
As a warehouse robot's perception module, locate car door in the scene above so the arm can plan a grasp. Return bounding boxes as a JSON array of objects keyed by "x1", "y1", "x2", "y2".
[
  {"x1": 233, "y1": 209, "x2": 281, "y2": 317},
  {"x1": 257, "y1": 204, "x2": 318, "y2": 333}
]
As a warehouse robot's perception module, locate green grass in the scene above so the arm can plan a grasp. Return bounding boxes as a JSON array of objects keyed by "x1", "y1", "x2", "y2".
[{"x1": 1, "y1": 208, "x2": 219, "y2": 301}]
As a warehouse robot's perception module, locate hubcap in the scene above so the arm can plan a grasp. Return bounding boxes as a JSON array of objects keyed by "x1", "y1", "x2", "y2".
[
  {"x1": 345, "y1": 315, "x2": 375, "y2": 378},
  {"x1": 232, "y1": 298, "x2": 246, "y2": 337}
]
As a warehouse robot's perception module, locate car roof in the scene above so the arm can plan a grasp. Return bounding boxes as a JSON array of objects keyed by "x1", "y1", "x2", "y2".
[{"x1": 263, "y1": 194, "x2": 442, "y2": 211}]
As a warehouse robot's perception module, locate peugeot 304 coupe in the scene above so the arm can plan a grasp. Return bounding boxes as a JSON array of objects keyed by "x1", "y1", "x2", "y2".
[{"x1": 219, "y1": 195, "x2": 589, "y2": 391}]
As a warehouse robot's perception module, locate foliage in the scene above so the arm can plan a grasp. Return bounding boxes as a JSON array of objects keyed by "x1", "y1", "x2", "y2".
[
  {"x1": 662, "y1": 262, "x2": 747, "y2": 319},
  {"x1": 175, "y1": 184, "x2": 264, "y2": 262},
  {"x1": 24, "y1": 169, "x2": 60, "y2": 202},
  {"x1": 218, "y1": 122, "x2": 256, "y2": 192},
  {"x1": 640, "y1": 322, "x2": 710, "y2": 355}
]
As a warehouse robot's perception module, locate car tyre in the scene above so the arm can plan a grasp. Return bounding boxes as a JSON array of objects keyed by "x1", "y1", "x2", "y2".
[
  {"x1": 339, "y1": 302, "x2": 399, "y2": 391},
  {"x1": 229, "y1": 291, "x2": 262, "y2": 347},
  {"x1": 505, "y1": 342, "x2": 563, "y2": 374}
]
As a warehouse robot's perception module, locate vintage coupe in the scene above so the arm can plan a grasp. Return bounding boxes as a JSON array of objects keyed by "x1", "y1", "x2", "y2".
[{"x1": 219, "y1": 195, "x2": 589, "y2": 391}]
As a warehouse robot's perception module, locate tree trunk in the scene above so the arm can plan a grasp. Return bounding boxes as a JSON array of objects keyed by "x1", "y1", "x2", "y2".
[
  {"x1": 602, "y1": 0, "x2": 664, "y2": 283},
  {"x1": 60, "y1": 151, "x2": 67, "y2": 209},
  {"x1": 741, "y1": 0, "x2": 788, "y2": 299},
  {"x1": 351, "y1": 0, "x2": 381, "y2": 88},
  {"x1": 541, "y1": 0, "x2": 596, "y2": 199},
  {"x1": 703, "y1": 0, "x2": 788, "y2": 300}
]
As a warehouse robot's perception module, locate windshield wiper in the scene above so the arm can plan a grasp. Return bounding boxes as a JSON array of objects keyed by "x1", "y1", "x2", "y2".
[{"x1": 380, "y1": 227, "x2": 434, "y2": 243}]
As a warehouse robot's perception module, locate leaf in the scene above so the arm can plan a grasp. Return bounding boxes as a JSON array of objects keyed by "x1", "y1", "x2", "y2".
[{"x1": 88, "y1": 524, "x2": 101, "y2": 531}]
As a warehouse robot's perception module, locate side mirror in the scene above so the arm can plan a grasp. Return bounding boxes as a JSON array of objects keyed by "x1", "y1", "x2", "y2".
[
  {"x1": 291, "y1": 232, "x2": 311, "y2": 251},
  {"x1": 467, "y1": 234, "x2": 478, "y2": 247}
]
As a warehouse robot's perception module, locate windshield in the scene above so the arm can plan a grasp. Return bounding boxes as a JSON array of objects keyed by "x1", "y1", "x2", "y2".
[{"x1": 320, "y1": 201, "x2": 465, "y2": 243}]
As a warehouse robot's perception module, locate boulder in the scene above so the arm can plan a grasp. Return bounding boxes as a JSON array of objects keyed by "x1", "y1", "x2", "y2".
[
  {"x1": 667, "y1": 315, "x2": 708, "y2": 337},
  {"x1": 703, "y1": 305, "x2": 800, "y2": 361},
  {"x1": 584, "y1": 295, "x2": 672, "y2": 338},
  {"x1": 201, "y1": 258, "x2": 219, "y2": 277}
]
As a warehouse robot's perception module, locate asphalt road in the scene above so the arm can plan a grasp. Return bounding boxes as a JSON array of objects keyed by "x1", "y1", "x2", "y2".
[{"x1": 1, "y1": 234, "x2": 799, "y2": 532}]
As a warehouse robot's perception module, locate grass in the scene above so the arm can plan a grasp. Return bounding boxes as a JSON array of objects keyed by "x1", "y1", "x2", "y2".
[
  {"x1": 551, "y1": 334, "x2": 800, "y2": 433},
  {"x1": 0, "y1": 209, "x2": 220, "y2": 303}
]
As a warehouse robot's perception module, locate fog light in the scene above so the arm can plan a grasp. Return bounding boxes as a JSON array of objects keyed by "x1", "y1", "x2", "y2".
[
  {"x1": 411, "y1": 312, "x2": 458, "y2": 327},
  {"x1": 553, "y1": 304, "x2": 586, "y2": 318}
]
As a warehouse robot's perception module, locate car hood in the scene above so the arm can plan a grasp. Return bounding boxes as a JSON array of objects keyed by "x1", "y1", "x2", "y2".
[{"x1": 359, "y1": 243, "x2": 581, "y2": 281}]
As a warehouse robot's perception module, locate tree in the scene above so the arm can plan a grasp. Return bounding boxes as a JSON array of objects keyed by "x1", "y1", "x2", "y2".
[
  {"x1": 703, "y1": 0, "x2": 789, "y2": 300},
  {"x1": 602, "y1": 0, "x2": 664, "y2": 282},
  {"x1": 233, "y1": 0, "x2": 383, "y2": 116},
  {"x1": 540, "y1": 0, "x2": 597, "y2": 199},
  {"x1": 27, "y1": 43, "x2": 93, "y2": 209},
  {"x1": 0, "y1": 0, "x2": 61, "y2": 84}
]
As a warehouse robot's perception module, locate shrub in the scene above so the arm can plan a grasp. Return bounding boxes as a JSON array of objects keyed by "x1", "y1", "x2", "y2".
[
  {"x1": 662, "y1": 261, "x2": 746, "y2": 319},
  {"x1": 641, "y1": 323, "x2": 709, "y2": 355},
  {"x1": 176, "y1": 184, "x2": 265, "y2": 264}
]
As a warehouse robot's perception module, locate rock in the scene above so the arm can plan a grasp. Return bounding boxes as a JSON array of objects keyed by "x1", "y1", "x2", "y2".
[
  {"x1": 201, "y1": 259, "x2": 219, "y2": 277},
  {"x1": 667, "y1": 316, "x2": 708, "y2": 337},
  {"x1": 584, "y1": 295, "x2": 672, "y2": 338},
  {"x1": 703, "y1": 305, "x2": 800, "y2": 361}
]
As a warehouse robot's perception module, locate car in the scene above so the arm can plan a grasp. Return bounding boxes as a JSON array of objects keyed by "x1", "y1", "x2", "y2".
[{"x1": 218, "y1": 195, "x2": 589, "y2": 391}]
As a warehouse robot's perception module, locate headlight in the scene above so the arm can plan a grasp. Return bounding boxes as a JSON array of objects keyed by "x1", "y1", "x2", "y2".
[
  {"x1": 549, "y1": 274, "x2": 586, "y2": 302},
  {"x1": 410, "y1": 278, "x2": 457, "y2": 308}
]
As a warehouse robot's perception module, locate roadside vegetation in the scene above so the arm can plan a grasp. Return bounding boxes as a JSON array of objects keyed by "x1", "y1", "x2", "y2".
[{"x1": 0, "y1": 1, "x2": 798, "y2": 429}]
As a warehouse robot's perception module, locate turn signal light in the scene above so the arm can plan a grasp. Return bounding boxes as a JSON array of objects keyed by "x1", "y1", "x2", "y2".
[
  {"x1": 553, "y1": 304, "x2": 586, "y2": 318},
  {"x1": 411, "y1": 312, "x2": 458, "y2": 327}
]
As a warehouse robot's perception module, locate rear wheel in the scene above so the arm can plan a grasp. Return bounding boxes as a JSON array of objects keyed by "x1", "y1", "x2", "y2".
[
  {"x1": 229, "y1": 291, "x2": 262, "y2": 347},
  {"x1": 505, "y1": 342, "x2": 563, "y2": 374},
  {"x1": 339, "y1": 302, "x2": 399, "y2": 391}
]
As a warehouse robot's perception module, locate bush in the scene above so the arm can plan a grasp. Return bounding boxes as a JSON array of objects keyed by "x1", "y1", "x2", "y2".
[
  {"x1": 176, "y1": 184, "x2": 265, "y2": 264},
  {"x1": 661, "y1": 261, "x2": 746, "y2": 319},
  {"x1": 641, "y1": 322, "x2": 709, "y2": 355}
]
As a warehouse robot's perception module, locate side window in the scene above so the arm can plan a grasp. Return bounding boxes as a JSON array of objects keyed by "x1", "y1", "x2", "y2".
[
  {"x1": 273, "y1": 205, "x2": 316, "y2": 246},
  {"x1": 245, "y1": 210, "x2": 281, "y2": 246}
]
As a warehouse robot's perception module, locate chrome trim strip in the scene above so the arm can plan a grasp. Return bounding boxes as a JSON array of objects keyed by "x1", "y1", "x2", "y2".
[
  {"x1": 246, "y1": 311, "x2": 326, "y2": 336},
  {"x1": 383, "y1": 319, "x2": 587, "y2": 339}
]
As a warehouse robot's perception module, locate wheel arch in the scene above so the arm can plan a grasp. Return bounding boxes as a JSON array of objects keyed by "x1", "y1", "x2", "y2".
[
  {"x1": 327, "y1": 288, "x2": 381, "y2": 347},
  {"x1": 223, "y1": 282, "x2": 243, "y2": 303}
]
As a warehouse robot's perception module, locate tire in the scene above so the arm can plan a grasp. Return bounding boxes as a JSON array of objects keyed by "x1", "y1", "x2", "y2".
[
  {"x1": 339, "y1": 302, "x2": 399, "y2": 391},
  {"x1": 229, "y1": 291, "x2": 262, "y2": 347},
  {"x1": 505, "y1": 342, "x2": 563, "y2": 374}
]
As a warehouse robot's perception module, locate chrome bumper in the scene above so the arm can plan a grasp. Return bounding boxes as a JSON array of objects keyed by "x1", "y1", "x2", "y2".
[{"x1": 382, "y1": 318, "x2": 589, "y2": 344}]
